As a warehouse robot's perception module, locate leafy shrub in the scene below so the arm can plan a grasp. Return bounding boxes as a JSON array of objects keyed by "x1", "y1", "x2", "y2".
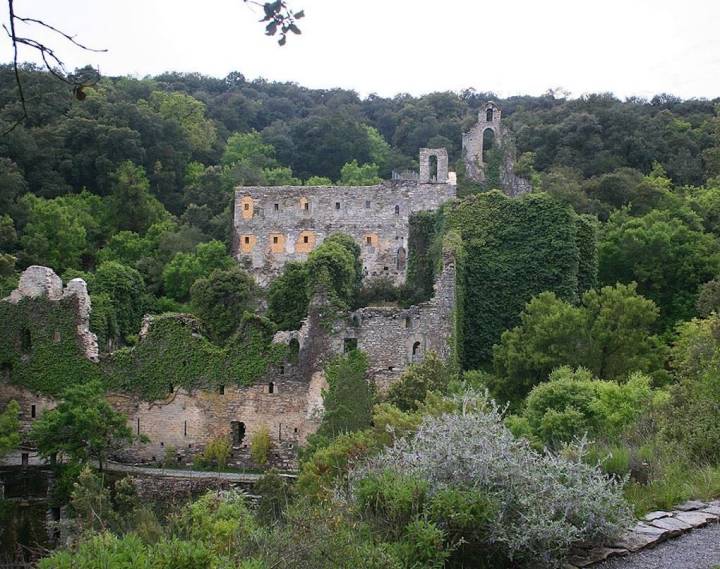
[
  {"x1": 202, "y1": 436, "x2": 231, "y2": 470},
  {"x1": 254, "y1": 469, "x2": 292, "y2": 525},
  {"x1": 386, "y1": 351, "x2": 453, "y2": 412},
  {"x1": 354, "y1": 391, "x2": 633, "y2": 567},
  {"x1": 516, "y1": 367, "x2": 655, "y2": 447},
  {"x1": 250, "y1": 425, "x2": 272, "y2": 466}
]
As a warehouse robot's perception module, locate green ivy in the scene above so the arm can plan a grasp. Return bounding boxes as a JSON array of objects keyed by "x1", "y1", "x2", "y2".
[
  {"x1": 104, "y1": 312, "x2": 287, "y2": 400},
  {"x1": 0, "y1": 297, "x2": 103, "y2": 397},
  {"x1": 1, "y1": 297, "x2": 286, "y2": 400},
  {"x1": 446, "y1": 191, "x2": 594, "y2": 369}
]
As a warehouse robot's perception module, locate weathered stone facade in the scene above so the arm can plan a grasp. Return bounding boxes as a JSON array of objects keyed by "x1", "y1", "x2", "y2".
[
  {"x1": 233, "y1": 149, "x2": 456, "y2": 287},
  {"x1": 1, "y1": 248, "x2": 457, "y2": 469},
  {"x1": 462, "y1": 101, "x2": 532, "y2": 197}
]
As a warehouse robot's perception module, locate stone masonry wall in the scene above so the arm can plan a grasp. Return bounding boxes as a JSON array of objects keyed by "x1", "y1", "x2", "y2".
[{"x1": 233, "y1": 178, "x2": 456, "y2": 287}]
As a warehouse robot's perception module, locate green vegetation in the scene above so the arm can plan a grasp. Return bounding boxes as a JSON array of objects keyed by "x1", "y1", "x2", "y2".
[
  {"x1": 30, "y1": 381, "x2": 137, "y2": 470},
  {"x1": 0, "y1": 400, "x2": 20, "y2": 457}
]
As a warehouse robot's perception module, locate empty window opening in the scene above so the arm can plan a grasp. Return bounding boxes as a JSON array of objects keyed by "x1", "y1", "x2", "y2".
[
  {"x1": 244, "y1": 236, "x2": 250, "y2": 244},
  {"x1": 244, "y1": 203, "x2": 250, "y2": 211},
  {"x1": 352, "y1": 315, "x2": 361, "y2": 327},
  {"x1": 137, "y1": 417, "x2": 140, "y2": 435},
  {"x1": 279, "y1": 365, "x2": 285, "y2": 375},
  {"x1": 21, "y1": 452, "x2": 28, "y2": 466},
  {"x1": 405, "y1": 317, "x2": 412, "y2": 329},
  {"x1": 428, "y1": 155, "x2": 438, "y2": 181},
  {"x1": 231, "y1": 421, "x2": 246, "y2": 445},
  {"x1": 31, "y1": 404, "x2": 36, "y2": 418},
  {"x1": 289, "y1": 338, "x2": 300, "y2": 360},
  {"x1": 344, "y1": 338, "x2": 358, "y2": 353},
  {"x1": 303, "y1": 235, "x2": 309, "y2": 243},
  {"x1": 335, "y1": 202, "x2": 341, "y2": 210},
  {"x1": 20, "y1": 328, "x2": 31, "y2": 355},
  {"x1": 383, "y1": 266, "x2": 389, "y2": 271},
  {"x1": 486, "y1": 107, "x2": 494, "y2": 122},
  {"x1": 294, "y1": 427, "x2": 298, "y2": 433},
  {"x1": 412, "y1": 341, "x2": 422, "y2": 361},
  {"x1": 160, "y1": 441, "x2": 164, "y2": 447},
  {"x1": 184, "y1": 421, "x2": 188, "y2": 437},
  {"x1": 366, "y1": 236, "x2": 372, "y2": 245},
  {"x1": 482, "y1": 128, "x2": 495, "y2": 163},
  {"x1": 388, "y1": 366, "x2": 395, "y2": 371},
  {"x1": 394, "y1": 204, "x2": 400, "y2": 216},
  {"x1": 168, "y1": 383, "x2": 174, "y2": 394},
  {"x1": 304, "y1": 202, "x2": 309, "y2": 210},
  {"x1": 274, "y1": 203, "x2": 279, "y2": 211},
  {"x1": 269, "y1": 382, "x2": 275, "y2": 393},
  {"x1": 53, "y1": 330, "x2": 61, "y2": 343},
  {"x1": 273, "y1": 236, "x2": 279, "y2": 244},
  {"x1": 365, "y1": 200, "x2": 371, "y2": 208},
  {"x1": 397, "y1": 247, "x2": 407, "y2": 271},
  {"x1": 1, "y1": 362, "x2": 11, "y2": 380},
  {"x1": 219, "y1": 384, "x2": 225, "y2": 395}
]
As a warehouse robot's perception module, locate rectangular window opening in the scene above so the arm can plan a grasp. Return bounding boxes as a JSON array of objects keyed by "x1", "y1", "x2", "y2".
[
  {"x1": 303, "y1": 235, "x2": 309, "y2": 243},
  {"x1": 335, "y1": 202, "x2": 341, "y2": 210},
  {"x1": 274, "y1": 203, "x2": 279, "y2": 211},
  {"x1": 31, "y1": 404, "x2": 36, "y2": 418}
]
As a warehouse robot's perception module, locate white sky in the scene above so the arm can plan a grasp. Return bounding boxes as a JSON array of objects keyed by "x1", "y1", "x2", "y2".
[{"x1": 4, "y1": 0, "x2": 720, "y2": 100}]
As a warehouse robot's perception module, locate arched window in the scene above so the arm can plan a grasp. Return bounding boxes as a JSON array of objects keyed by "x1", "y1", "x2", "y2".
[
  {"x1": 412, "y1": 341, "x2": 421, "y2": 355},
  {"x1": 396, "y1": 247, "x2": 407, "y2": 271},
  {"x1": 482, "y1": 128, "x2": 495, "y2": 163},
  {"x1": 269, "y1": 382, "x2": 275, "y2": 394},
  {"x1": 428, "y1": 155, "x2": 438, "y2": 181},
  {"x1": 486, "y1": 107, "x2": 494, "y2": 122}
]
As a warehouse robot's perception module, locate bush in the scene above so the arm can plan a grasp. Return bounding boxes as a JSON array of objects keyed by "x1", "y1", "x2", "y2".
[
  {"x1": 254, "y1": 469, "x2": 292, "y2": 525},
  {"x1": 386, "y1": 352, "x2": 453, "y2": 412},
  {"x1": 354, "y1": 391, "x2": 633, "y2": 567},
  {"x1": 250, "y1": 425, "x2": 272, "y2": 466},
  {"x1": 202, "y1": 436, "x2": 231, "y2": 470}
]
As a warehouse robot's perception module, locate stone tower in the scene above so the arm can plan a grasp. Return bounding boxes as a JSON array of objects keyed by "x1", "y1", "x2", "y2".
[
  {"x1": 462, "y1": 101, "x2": 502, "y2": 182},
  {"x1": 461, "y1": 101, "x2": 531, "y2": 197}
]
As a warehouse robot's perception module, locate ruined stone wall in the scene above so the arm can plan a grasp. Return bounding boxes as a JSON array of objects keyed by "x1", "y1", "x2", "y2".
[
  {"x1": 109, "y1": 372, "x2": 324, "y2": 470},
  {"x1": 462, "y1": 101, "x2": 531, "y2": 197},
  {"x1": 233, "y1": 179, "x2": 456, "y2": 286}
]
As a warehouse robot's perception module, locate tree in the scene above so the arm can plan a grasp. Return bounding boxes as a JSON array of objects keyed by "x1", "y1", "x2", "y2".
[
  {"x1": 337, "y1": 160, "x2": 381, "y2": 186},
  {"x1": 386, "y1": 352, "x2": 453, "y2": 411},
  {"x1": 144, "y1": 91, "x2": 217, "y2": 154},
  {"x1": 30, "y1": 380, "x2": 136, "y2": 470},
  {"x1": 109, "y1": 161, "x2": 168, "y2": 235},
  {"x1": 18, "y1": 193, "x2": 88, "y2": 272},
  {"x1": 492, "y1": 284, "x2": 664, "y2": 404},
  {"x1": 190, "y1": 265, "x2": 257, "y2": 342},
  {"x1": 266, "y1": 261, "x2": 310, "y2": 330},
  {"x1": 0, "y1": 157, "x2": 27, "y2": 213},
  {"x1": 306, "y1": 240, "x2": 358, "y2": 306},
  {"x1": 94, "y1": 261, "x2": 146, "y2": 342},
  {"x1": 221, "y1": 130, "x2": 275, "y2": 167},
  {"x1": 599, "y1": 208, "x2": 720, "y2": 325},
  {"x1": 162, "y1": 240, "x2": 233, "y2": 302},
  {"x1": 0, "y1": 400, "x2": 20, "y2": 457},
  {"x1": 317, "y1": 350, "x2": 373, "y2": 437}
]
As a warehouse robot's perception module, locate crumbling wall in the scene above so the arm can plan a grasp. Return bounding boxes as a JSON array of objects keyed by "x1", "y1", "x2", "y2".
[
  {"x1": 233, "y1": 178, "x2": 456, "y2": 287},
  {"x1": 462, "y1": 102, "x2": 531, "y2": 197}
]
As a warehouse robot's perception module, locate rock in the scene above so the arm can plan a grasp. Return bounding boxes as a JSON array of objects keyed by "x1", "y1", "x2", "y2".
[
  {"x1": 674, "y1": 510, "x2": 718, "y2": 528},
  {"x1": 676, "y1": 500, "x2": 706, "y2": 511},
  {"x1": 701, "y1": 503, "x2": 720, "y2": 516},
  {"x1": 568, "y1": 547, "x2": 628, "y2": 567},
  {"x1": 650, "y1": 516, "x2": 693, "y2": 535},
  {"x1": 644, "y1": 510, "x2": 672, "y2": 521},
  {"x1": 611, "y1": 522, "x2": 669, "y2": 551}
]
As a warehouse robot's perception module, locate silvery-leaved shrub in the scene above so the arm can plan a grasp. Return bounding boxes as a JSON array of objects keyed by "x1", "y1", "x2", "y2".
[{"x1": 351, "y1": 392, "x2": 633, "y2": 568}]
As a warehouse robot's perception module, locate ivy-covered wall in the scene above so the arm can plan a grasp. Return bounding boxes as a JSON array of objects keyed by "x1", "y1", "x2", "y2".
[
  {"x1": 1, "y1": 295, "x2": 286, "y2": 401},
  {"x1": 405, "y1": 211, "x2": 441, "y2": 303},
  {"x1": 0, "y1": 297, "x2": 103, "y2": 397},
  {"x1": 103, "y1": 313, "x2": 288, "y2": 401},
  {"x1": 446, "y1": 191, "x2": 594, "y2": 369}
]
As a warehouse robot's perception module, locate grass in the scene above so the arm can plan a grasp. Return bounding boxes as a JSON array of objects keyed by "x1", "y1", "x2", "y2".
[{"x1": 624, "y1": 463, "x2": 720, "y2": 516}]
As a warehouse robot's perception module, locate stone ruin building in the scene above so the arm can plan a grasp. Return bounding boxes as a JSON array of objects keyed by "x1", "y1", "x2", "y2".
[
  {"x1": 462, "y1": 101, "x2": 532, "y2": 197},
  {"x1": 0, "y1": 103, "x2": 524, "y2": 471},
  {"x1": 233, "y1": 147, "x2": 456, "y2": 286}
]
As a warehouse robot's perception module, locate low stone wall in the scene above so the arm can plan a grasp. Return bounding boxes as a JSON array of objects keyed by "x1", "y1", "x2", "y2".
[{"x1": 569, "y1": 500, "x2": 720, "y2": 567}]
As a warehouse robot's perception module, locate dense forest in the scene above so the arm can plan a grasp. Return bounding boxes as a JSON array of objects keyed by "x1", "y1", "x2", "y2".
[{"x1": 3, "y1": 64, "x2": 720, "y2": 568}]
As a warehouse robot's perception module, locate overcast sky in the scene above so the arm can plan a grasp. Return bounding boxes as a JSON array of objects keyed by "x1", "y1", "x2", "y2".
[{"x1": 5, "y1": 0, "x2": 720, "y2": 100}]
